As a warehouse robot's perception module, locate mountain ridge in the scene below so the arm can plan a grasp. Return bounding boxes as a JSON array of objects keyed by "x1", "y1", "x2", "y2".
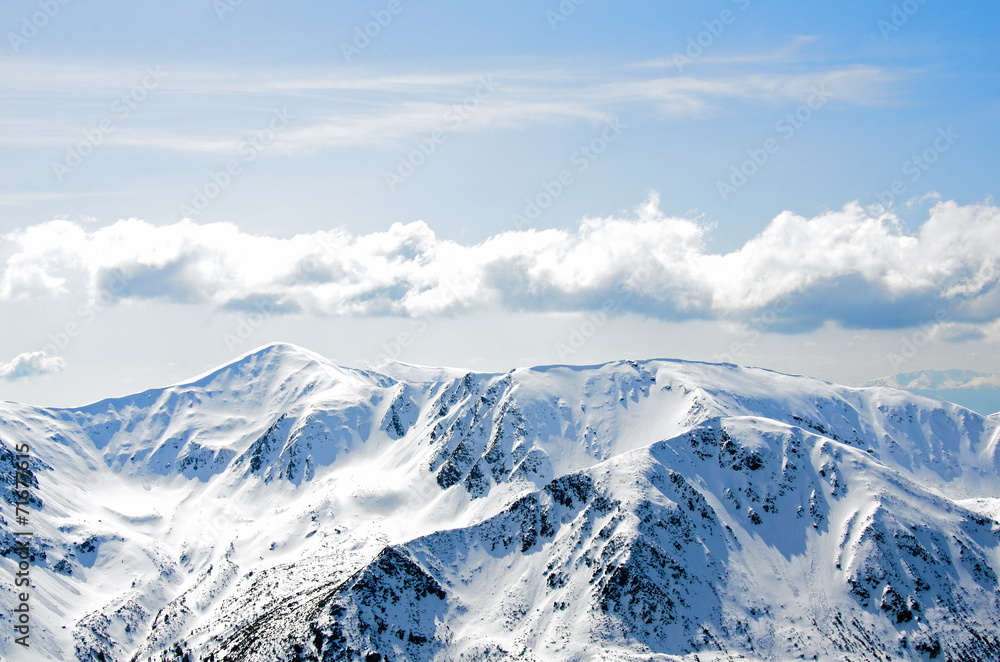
[{"x1": 2, "y1": 344, "x2": 999, "y2": 661}]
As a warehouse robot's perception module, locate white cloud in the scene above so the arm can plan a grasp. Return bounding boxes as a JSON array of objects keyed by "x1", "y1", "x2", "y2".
[
  {"x1": 0, "y1": 351, "x2": 66, "y2": 381},
  {"x1": 2, "y1": 196, "x2": 998, "y2": 333},
  {"x1": 0, "y1": 59, "x2": 903, "y2": 154},
  {"x1": 634, "y1": 36, "x2": 822, "y2": 69}
]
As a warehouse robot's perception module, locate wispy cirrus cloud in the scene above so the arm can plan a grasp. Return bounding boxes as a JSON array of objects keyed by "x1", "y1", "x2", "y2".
[
  {"x1": 0, "y1": 55, "x2": 907, "y2": 156},
  {"x1": 634, "y1": 35, "x2": 823, "y2": 69},
  {"x1": 2, "y1": 195, "x2": 998, "y2": 336}
]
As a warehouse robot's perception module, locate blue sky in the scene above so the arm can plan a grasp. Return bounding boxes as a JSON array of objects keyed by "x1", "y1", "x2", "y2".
[{"x1": 1, "y1": 0, "x2": 999, "y2": 406}]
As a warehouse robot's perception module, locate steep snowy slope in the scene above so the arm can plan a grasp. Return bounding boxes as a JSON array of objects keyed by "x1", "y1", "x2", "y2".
[{"x1": 1, "y1": 344, "x2": 999, "y2": 661}]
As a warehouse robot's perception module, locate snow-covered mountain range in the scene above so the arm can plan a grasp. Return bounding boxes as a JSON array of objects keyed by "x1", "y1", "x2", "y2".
[{"x1": 2, "y1": 343, "x2": 999, "y2": 661}]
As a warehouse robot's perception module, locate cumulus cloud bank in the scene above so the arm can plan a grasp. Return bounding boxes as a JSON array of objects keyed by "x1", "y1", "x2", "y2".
[
  {"x1": 2, "y1": 195, "x2": 998, "y2": 333},
  {"x1": 0, "y1": 351, "x2": 66, "y2": 381}
]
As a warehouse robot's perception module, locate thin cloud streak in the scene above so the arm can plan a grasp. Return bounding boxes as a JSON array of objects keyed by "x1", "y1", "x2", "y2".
[
  {"x1": 634, "y1": 35, "x2": 823, "y2": 69},
  {"x1": 0, "y1": 58, "x2": 909, "y2": 155}
]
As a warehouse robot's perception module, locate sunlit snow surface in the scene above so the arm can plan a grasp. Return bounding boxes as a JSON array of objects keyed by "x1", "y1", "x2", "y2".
[{"x1": 2, "y1": 343, "x2": 999, "y2": 661}]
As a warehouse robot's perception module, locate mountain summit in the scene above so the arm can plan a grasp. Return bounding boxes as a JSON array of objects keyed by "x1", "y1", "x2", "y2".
[{"x1": 2, "y1": 344, "x2": 999, "y2": 661}]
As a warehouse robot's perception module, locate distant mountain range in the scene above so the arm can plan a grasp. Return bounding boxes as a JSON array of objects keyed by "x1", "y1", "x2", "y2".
[
  {"x1": 2, "y1": 344, "x2": 999, "y2": 661},
  {"x1": 861, "y1": 369, "x2": 1000, "y2": 415}
]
